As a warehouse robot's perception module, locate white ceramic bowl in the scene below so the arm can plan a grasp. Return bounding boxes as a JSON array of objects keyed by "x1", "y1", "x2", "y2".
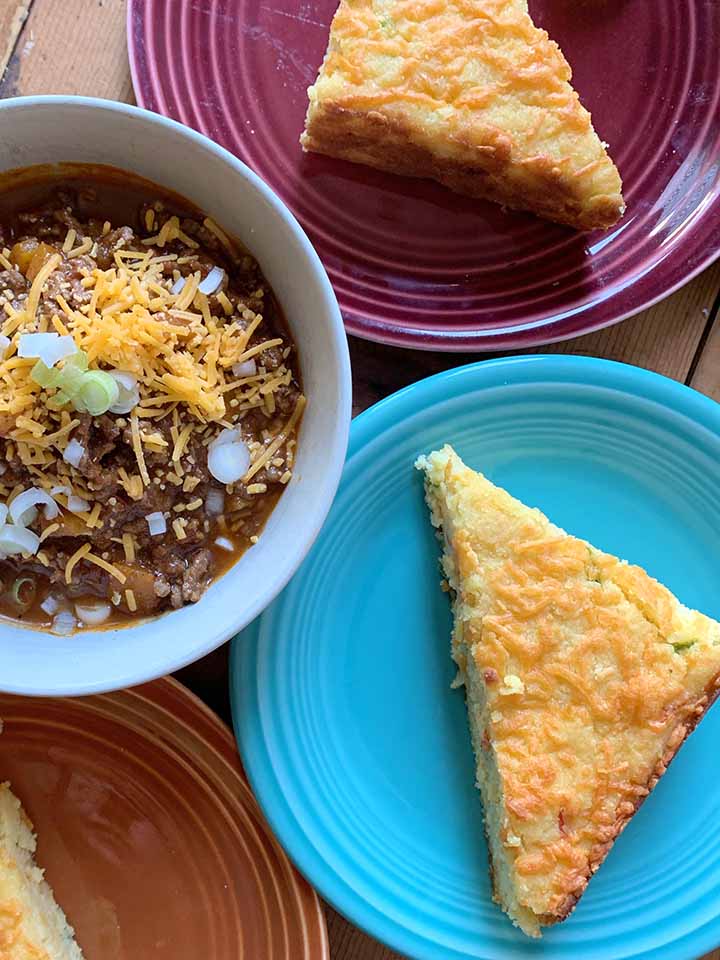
[{"x1": 0, "y1": 96, "x2": 351, "y2": 696}]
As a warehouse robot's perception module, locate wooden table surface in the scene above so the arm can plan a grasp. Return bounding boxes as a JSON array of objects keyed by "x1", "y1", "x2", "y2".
[{"x1": 1, "y1": 1, "x2": 718, "y2": 958}]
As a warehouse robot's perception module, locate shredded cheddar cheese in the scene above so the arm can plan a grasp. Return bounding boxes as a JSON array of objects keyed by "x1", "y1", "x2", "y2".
[
  {"x1": 85, "y1": 551, "x2": 126, "y2": 584},
  {"x1": 244, "y1": 396, "x2": 306, "y2": 482},
  {"x1": 38, "y1": 523, "x2": 59, "y2": 543},
  {"x1": 130, "y1": 413, "x2": 150, "y2": 487},
  {"x1": 26, "y1": 254, "x2": 62, "y2": 320},
  {"x1": 122, "y1": 532, "x2": 136, "y2": 563},
  {"x1": 65, "y1": 543, "x2": 91, "y2": 583}
]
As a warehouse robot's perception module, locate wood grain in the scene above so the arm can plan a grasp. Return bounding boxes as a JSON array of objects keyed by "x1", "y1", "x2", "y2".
[
  {"x1": 0, "y1": 0, "x2": 132, "y2": 101},
  {"x1": 3, "y1": 2, "x2": 720, "y2": 958}
]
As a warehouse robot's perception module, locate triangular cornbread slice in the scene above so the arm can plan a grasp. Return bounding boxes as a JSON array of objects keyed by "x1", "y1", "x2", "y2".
[
  {"x1": 302, "y1": 0, "x2": 624, "y2": 229},
  {"x1": 416, "y1": 445, "x2": 720, "y2": 937},
  {"x1": 0, "y1": 783, "x2": 84, "y2": 958}
]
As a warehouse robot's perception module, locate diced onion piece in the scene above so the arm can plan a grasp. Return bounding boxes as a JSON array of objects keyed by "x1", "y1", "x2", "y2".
[
  {"x1": 67, "y1": 495, "x2": 90, "y2": 514},
  {"x1": 52, "y1": 610, "x2": 77, "y2": 635},
  {"x1": 50, "y1": 485, "x2": 71, "y2": 497},
  {"x1": 63, "y1": 438, "x2": 85, "y2": 468},
  {"x1": 198, "y1": 266, "x2": 225, "y2": 295},
  {"x1": 17, "y1": 332, "x2": 77, "y2": 367},
  {"x1": 0, "y1": 335, "x2": 9, "y2": 353},
  {"x1": 107, "y1": 371, "x2": 140, "y2": 414},
  {"x1": 74, "y1": 600, "x2": 112, "y2": 626},
  {"x1": 0, "y1": 463, "x2": 6, "y2": 476},
  {"x1": 74, "y1": 370, "x2": 120, "y2": 416},
  {"x1": 0, "y1": 524, "x2": 40, "y2": 556},
  {"x1": 108, "y1": 371, "x2": 136, "y2": 391},
  {"x1": 9, "y1": 488, "x2": 60, "y2": 525},
  {"x1": 171, "y1": 276, "x2": 186, "y2": 295},
  {"x1": 0, "y1": 504, "x2": 7, "y2": 526},
  {"x1": 146, "y1": 512, "x2": 167, "y2": 536},
  {"x1": 210, "y1": 427, "x2": 241, "y2": 448},
  {"x1": 214, "y1": 536, "x2": 234, "y2": 552},
  {"x1": 208, "y1": 437, "x2": 251, "y2": 484},
  {"x1": 40, "y1": 595, "x2": 60, "y2": 616},
  {"x1": 231, "y1": 359, "x2": 257, "y2": 378},
  {"x1": 206, "y1": 488, "x2": 225, "y2": 515},
  {"x1": 15, "y1": 506, "x2": 37, "y2": 526}
]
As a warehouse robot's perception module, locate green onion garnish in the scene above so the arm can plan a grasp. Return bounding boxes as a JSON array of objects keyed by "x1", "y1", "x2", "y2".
[
  {"x1": 33, "y1": 350, "x2": 123, "y2": 416},
  {"x1": 75, "y1": 370, "x2": 120, "y2": 416},
  {"x1": 31, "y1": 360, "x2": 62, "y2": 390},
  {"x1": 47, "y1": 390, "x2": 71, "y2": 410},
  {"x1": 11, "y1": 576, "x2": 36, "y2": 611},
  {"x1": 672, "y1": 639, "x2": 697, "y2": 652}
]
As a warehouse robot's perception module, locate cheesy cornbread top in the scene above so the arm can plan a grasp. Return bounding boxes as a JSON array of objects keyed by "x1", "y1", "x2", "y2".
[
  {"x1": 304, "y1": 0, "x2": 624, "y2": 228},
  {"x1": 419, "y1": 446, "x2": 720, "y2": 920}
]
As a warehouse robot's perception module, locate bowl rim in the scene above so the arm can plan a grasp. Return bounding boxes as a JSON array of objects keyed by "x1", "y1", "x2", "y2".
[{"x1": 0, "y1": 95, "x2": 352, "y2": 695}]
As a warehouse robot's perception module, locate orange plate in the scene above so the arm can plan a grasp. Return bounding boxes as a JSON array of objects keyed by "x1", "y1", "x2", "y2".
[{"x1": 0, "y1": 678, "x2": 328, "y2": 960}]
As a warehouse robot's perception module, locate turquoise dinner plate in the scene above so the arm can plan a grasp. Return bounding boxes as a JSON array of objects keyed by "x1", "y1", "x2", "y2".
[{"x1": 231, "y1": 356, "x2": 720, "y2": 960}]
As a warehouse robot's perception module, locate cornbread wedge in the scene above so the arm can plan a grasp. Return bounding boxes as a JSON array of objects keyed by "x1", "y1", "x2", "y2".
[
  {"x1": 416, "y1": 445, "x2": 720, "y2": 936},
  {"x1": 0, "y1": 783, "x2": 84, "y2": 959},
  {"x1": 302, "y1": 0, "x2": 624, "y2": 229}
]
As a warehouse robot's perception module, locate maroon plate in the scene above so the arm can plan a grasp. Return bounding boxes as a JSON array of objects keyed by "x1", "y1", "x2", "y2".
[{"x1": 128, "y1": 0, "x2": 720, "y2": 351}]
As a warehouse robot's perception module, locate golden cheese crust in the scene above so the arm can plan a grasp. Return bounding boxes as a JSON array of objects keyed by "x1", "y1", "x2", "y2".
[
  {"x1": 302, "y1": 0, "x2": 624, "y2": 229},
  {"x1": 417, "y1": 446, "x2": 720, "y2": 935}
]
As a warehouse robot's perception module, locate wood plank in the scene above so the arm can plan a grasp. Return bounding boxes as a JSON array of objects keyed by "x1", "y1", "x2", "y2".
[
  {"x1": 539, "y1": 261, "x2": 720, "y2": 377},
  {"x1": 0, "y1": 0, "x2": 133, "y2": 102},
  {"x1": 326, "y1": 907, "x2": 403, "y2": 960},
  {"x1": 351, "y1": 262, "x2": 720, "y2": 415}
]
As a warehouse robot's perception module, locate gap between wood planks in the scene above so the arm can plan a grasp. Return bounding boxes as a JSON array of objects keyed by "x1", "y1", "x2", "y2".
[{"x1": 688, "y1": 286, "x2": 720, "y2": 402}]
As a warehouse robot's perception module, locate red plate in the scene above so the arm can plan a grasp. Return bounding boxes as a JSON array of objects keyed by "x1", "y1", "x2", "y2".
[
  {"x1": 0, "y1": 679, "x2": 328, "y2": 960},
  {"x1": 128, "y1": 0, "x2": 720, "y2": 351}
]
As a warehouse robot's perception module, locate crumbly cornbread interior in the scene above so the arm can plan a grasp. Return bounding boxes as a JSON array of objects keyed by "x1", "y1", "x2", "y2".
[{"x1": 0, "y1": 783, "x2": 84, "y2": 959}]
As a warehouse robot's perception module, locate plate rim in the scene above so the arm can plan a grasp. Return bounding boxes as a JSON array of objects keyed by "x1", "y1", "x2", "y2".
[
  {"x1": 231, "y1": 354, "x2": 720, "y2": 960},
  {"x1": 126, "y1": 0, "x2": 720, "y2": 352}
]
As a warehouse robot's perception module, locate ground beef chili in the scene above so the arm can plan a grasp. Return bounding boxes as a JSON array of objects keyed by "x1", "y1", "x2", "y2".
[{"x1": 0, "y1": 165, "x2": 304, "y2": 632}]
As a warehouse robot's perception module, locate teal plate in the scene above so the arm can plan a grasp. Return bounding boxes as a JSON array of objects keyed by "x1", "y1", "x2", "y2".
[{"x1": 231, "y1": 356, "x2": 720, "y2": 960}]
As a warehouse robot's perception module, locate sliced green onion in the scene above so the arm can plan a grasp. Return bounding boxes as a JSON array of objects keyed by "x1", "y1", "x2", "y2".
[
  {"x1": 31, "y1": 360, "x2": 63, "y2": 390},
  {"x1": 34, "y1": 349, "x2": 125, "y2": 417},
  {"x1": 32, "y1": 350, "x2": 89, "y2": 405},
  {"x1": 12, "y1": 575, "x2": 36, "y2": 610},
  {"x1": 672, "y1": 639, "x2": 697, "y2": 652},
  {"x1": 63, "y1": 351, "x2": 88, "y2": 373},
  {"x1": 47, "y1": 390, "x2": 71, "y2": 410},
  {"x1": 74, "y1": 371, "x2": 120, "y2": 416}
]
